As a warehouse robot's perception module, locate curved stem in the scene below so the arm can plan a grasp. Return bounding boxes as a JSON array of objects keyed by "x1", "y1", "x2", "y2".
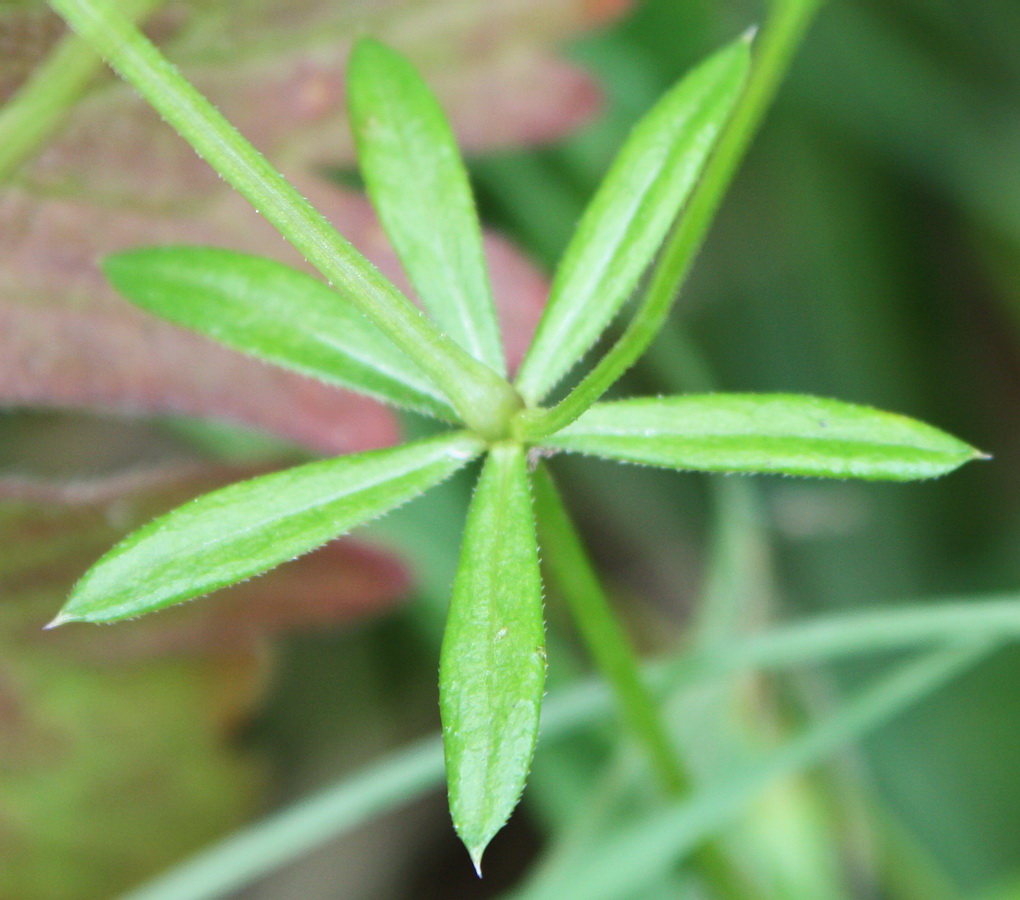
[
  {"x1": 47, "y1": 0, "x2": 522, "y2": 439},
  {"x1": 517, "y1": 0, "x2": 824, "y2": 441}
]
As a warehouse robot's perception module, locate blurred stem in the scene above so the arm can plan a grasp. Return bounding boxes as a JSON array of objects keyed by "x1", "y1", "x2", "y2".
[
  {"x1": 519, "y1": 0, "x2": 824, "y2": 440},
  {"x1": 512, "y1": 642, "x2": 991, "y2": 900},
  {"x1": 531, "y1": 462, "x2": 752, "y2": 900},
  {"x1": 118, "y1": 593, "x2": 1017, "y2": 900},
  {"x1": 0, "y1": 0, "x2": 162, "y2": 184},
  {"x1": 532, "y1": 463, "x2": 685, "y2": 794},
  {"x1": 47, "y1": 0, "x2": 523, "y2": 440}
]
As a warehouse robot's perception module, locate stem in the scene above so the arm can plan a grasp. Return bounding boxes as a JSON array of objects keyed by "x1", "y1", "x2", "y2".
[
  {"x1": 0, "y1": 0, "x2": 163, "y2": 184},
  {"x1": 532, "y1": 463, "x2": 685, "y2": 793},
  {"x1": 47, "y1": 0, "x2": 522, "y2": 440},
  {"x1": 532, "y1": 464, "x2": 754, "y2": 899},
  {"x1": 517, "y1": 0, "x2": 824, "y2": 441}
]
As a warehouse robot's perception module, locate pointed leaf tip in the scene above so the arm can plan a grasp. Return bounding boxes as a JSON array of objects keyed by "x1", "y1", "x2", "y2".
[
  {"x1": 470, "y1": 847, "x2": 485, "y2": 878},
  {"x1": 43, "y1": 612, "x2": 72, "y2": 630}
]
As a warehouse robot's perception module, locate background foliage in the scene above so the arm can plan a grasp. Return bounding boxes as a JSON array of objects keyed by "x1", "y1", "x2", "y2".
[{"x1": 2, "y1": 0, "x2": 1020, "y2": 897}]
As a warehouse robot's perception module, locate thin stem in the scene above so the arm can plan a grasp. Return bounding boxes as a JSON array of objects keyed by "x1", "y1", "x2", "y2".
[
  {"x1": 531, "y1": 463, "x2": 752, "y2": 900},
  {"x1": 0, "y1": 0, "x2": 162, "y2": 184},
  {"x1": 47, "y1": 0, "x2": 522, "y2": 440},
  {"x1": 532, "y1": 463, "x2": 684, "y2": 793},
  {"x1": 516, "y1": 0, "x2": 824, "y2": 441}
]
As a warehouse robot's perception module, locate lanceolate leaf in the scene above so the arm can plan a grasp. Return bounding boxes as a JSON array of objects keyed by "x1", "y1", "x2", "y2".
[
  {"x1": 440, "y1": 443, "x2": 545, "y2": 872},
  {"x1": 103, "y1": 246, "x2": 457, "y2": 420},
  {"x1": 54, "y1": 432, "x2": 484, "y2": 625},
  {"x1": 540, "y1": 394, "x2": 984, "y2": 481},
  {"x1": 514, "y1": 37, "x2": 750, "y2": 404},
  {"x1": 348, "y1": 38, "x2": 505, "y2": 375}
]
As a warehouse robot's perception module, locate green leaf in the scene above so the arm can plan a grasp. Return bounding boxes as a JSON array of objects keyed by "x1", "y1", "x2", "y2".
[
  {"x1": 103, "y1": 246, "x2": 457, "y2": 420},
  {"x1": 539, "y1": 394, "x2": 984, "y2": 481},
  {"x1": 348, "y1": 38, "x2": 505, "y2": 375},
  {"x1": 514, "y1": 37, "x2": 750, "y2": 404},
  {"x1": 439, "y1": 443, "x2": 545, "y2": 872},
  {"x1": 53, "y1": 432, "x2": 484, "y2": 625}
]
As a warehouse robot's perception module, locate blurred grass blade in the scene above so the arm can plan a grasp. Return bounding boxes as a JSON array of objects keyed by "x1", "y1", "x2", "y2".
[
  {"x1": 691, "y1": 594, "x2": 1020, "y2": 679},
  {"x1": 514, "y1": 37, "x2": 749, "y2": 404},
  {"x1": 540, "y1": 394, "x2": 984, "y2": 481},
  {"x1": 104, "y1": 246, "x2": 458, "y2": 419},
  {"x1": 440, "y1": 443, "x2": 545, "y2": 873},
  {"x1": 348, "y1": 38, "x2": 505, "y2": 374},
  {"x1": 54, "y1": 432, "x2": 484, "y2": 624},
  {"x1": 115, "y1": 591, "x2": 1020, "y2": 900},
  {"x1": 116, "y1": 736, "x2": 447, "y2": 900},
  {"x1": 514, "y1": 643, "x2": 992, "y2": 900}
]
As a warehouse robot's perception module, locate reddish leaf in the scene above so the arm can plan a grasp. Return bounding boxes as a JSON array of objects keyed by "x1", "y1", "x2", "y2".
[
  {"x1": 0, "y1": 169, "x2": 547, "y2": 446},
  {"x1": 19, "y1": 3, "x2": 615, "y2": 205}
]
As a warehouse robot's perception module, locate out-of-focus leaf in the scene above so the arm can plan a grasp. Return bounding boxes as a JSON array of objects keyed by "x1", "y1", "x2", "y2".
[
  {"x1": 0, "y1": 175, "x2": 547, "y2": 446},
  {"x1": 0, "y1": 412, "x2": 416, "y2": 896},
  {"x1": 514, "y1": 37, "x2": 749, "y2": 404},
  {"x1": 14, "y1": 1, "x2": 617, "y2": 205},
  {"x1": 2, "y1": 0, "x2": 616, "y2": 440},
  {"x1": 0, "y1": 643, "x2": 264, "y2": 900},
  {"x1": 540, "y1": 394, "x2": 984, "y2": 481},
  {"x1": 439, "y1": 443, "x2": 545, "y2": 872},
  {"x1": 55, "y1": 431, "x2": 483, "y2": 625},
  {"x1": 0, "y1": 5, "x2": 65, "y2": 103},
  {"x1": 349, "y1": 38, "x2": 504, "y2": 373},
  {"x1": 103, "y1": 246, "x2": 456, "y2": 419}
]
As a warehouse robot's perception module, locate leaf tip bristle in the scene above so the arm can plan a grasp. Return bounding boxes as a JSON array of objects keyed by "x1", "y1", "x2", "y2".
[
  {"x1": 43, "y1": 611, "x2": 72, "y2": 630},
  {"x1": 741, "y1": 24, "x2": 759, "y2": 44},
  {"x1": 469, "y1": 845, "x2": 486, "y2": 878}
]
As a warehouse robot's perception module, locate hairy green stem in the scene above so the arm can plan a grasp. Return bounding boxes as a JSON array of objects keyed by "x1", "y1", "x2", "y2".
[
  {"x1": 47, "y1": 0, "x2": 522, "y2": 440},
  {"x1": 0, "y1": 0, "x2": 162, "y2": 184},
  {"x1": 517, "y1": 0, "x2": 824, "y2": 441}
]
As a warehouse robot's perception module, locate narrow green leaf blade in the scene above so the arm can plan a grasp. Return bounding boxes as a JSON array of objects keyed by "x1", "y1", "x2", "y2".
[
  {"x1": 540, "y1": 394, "x2": 984, "y2": 481},
  {"x1": 54, "y1": 432, "x2": 483, "y2": 624},
  {"x1": 103, "y1": 246, "x2": 457, "y2": 419},
  {"x1": 440, "y1": 443, "x2": 545, "y2": 872},
  {"x1": 348, "y1": 38, "x2": 505, "y2": 375},
  {"x1": 514, "y1": 37, "x2": 750, "y2": 404}
]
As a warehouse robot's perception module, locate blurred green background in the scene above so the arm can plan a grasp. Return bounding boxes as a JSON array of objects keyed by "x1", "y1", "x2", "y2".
[
  {"x1": 5, "y1": 0, "x2": 1020, "y2": 897},
  {"x1": 399, "y1": 0, "x2": 1020, "y2": 893}
]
